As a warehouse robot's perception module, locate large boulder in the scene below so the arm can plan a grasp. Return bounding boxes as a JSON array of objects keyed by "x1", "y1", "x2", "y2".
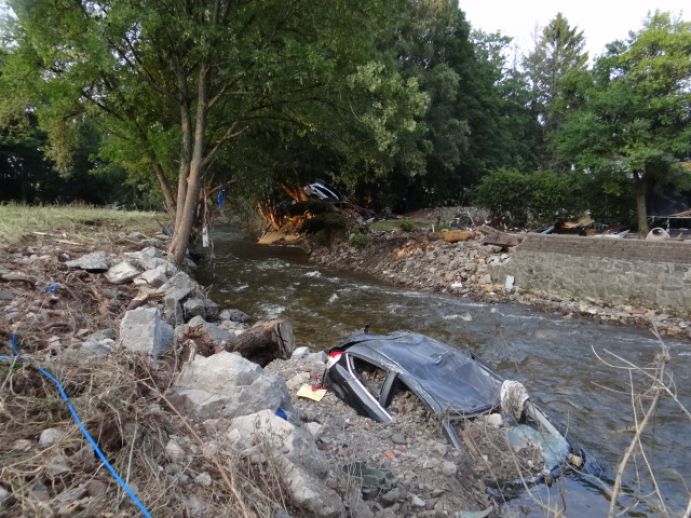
[
  {"x1": 65, "y1": 251, "x2": 109, "y2": 272},
  {"x1": 167, "y1": 352, "x2": 291, "y2": 421},
  {"x1": 119, "y1": 307, "x2": 173, "y2": 356},
  {"x1": 226, "y1": 410, "x2": 344, "y2": 518}
]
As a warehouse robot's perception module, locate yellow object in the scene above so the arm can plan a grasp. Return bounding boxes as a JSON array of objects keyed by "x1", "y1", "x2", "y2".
[{"x1": 297, "y1": 384, "x2": 327, "y2": 402}]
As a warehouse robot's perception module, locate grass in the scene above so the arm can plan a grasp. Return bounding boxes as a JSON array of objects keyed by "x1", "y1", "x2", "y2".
[
  {"x1": 0, "y1": 203, "x2": 166, "y2": 245},
  {"x1": 370, "y1": 219, "x2": 421, "y2": 232}
]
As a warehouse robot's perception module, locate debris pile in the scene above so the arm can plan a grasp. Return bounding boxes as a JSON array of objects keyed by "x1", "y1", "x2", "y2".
[
  {"x1": 309, "y1": 227, "x2": 691, "y2": 339},
  {"x1": 1, "y1": 229, "x2": 582, "y2": 517}
]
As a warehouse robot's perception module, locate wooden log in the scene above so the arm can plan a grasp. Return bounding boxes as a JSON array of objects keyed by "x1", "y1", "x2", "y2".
[
  {"x1": 441, "y1": 230, "x2": 474, "y2": 243},
  {"x1": 478, "y1": 225, "x2": 524, "y2": 248},
  {"x1": 222, "y1": 319, "x2": 296, "y2": 366}
]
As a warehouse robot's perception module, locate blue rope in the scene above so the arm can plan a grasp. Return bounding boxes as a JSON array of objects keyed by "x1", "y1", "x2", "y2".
[{"x1": 2, "y1": 336, "x2": 153, "y2": 518}]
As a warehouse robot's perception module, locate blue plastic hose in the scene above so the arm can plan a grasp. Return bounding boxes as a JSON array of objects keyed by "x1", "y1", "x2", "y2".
[{"x1": 2, "y1": 336, "x2": 153, "y2": 518}]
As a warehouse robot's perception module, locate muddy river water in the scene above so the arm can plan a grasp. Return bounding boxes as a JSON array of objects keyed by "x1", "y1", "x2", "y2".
[{"x1": 197, "y1": 230, "x2": 691, "y2": 516}]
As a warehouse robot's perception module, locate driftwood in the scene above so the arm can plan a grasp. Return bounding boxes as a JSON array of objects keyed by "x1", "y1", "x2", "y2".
[
  {"x1": 478, "y1": 225, "x2": 524, "y2": 248},
  {"x1": 222, "y1": 319, "x2": 296, "y2": 366}
]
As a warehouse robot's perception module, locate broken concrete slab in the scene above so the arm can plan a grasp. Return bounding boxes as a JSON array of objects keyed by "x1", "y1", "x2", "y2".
[
  {"x1": 167, "y1": 351, "x2": 291, "y2": 421},
  {"x1": 65, "y1": 251, "x2": 109, "y2": 272},
  {"x1": 105, "y1": 261, "x2": 141, "y2": 284},
  {"x1": 119, "y1": 307, "x2": 173, "y2": 356}
]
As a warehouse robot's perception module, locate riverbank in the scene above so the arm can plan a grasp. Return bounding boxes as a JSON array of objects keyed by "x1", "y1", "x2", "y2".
[
  {"x1": 1, "y1": 221, "x2": 533, "y2": 517},
  {"x1": 308, "y1": 230, "x2": 691, "y2": 340}
]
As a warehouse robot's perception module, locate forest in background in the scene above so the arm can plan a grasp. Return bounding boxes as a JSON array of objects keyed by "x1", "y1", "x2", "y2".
[{"x1": 1, "y1": 1, "x2": 689, "y2": 252}]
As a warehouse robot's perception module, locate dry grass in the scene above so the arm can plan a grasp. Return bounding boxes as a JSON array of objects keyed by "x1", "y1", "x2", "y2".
[
  {"x1": 0, "y1": 234, "x2": 288, "y2": 517},
  {"x1": 0, "y1": 204, "x2": 165, "y2": 245},
  {"x1": 0, "y1": 351, "x2": 289, "y2": 517}
]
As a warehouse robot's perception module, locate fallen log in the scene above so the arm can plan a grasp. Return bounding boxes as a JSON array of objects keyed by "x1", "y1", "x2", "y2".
[
  {"x1": 478, "y1": 225, "x2": 524, "y2": 248},
  {"x1": 221, "y1": 319, "x2": 296, "y2": 366}
]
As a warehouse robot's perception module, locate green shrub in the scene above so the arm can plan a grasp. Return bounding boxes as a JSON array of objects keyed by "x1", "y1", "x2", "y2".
[
  {"x1": 473, "y1": 168, "x2": 531, "y2": 226},
  {"x1": 399, "y1": 219, "x2": 415, "y2": 232},
  {"x1": 349, "y1": 233, "x2": 371, "y2": 247},
  {"x1": 474, "y1": 168, "x2": 591, "y2": 227}
]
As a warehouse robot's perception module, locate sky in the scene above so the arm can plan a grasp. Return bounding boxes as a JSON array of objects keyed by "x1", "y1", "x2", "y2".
[{"x1": 461, "y1": 0, "x2": 688, "y2": 59}]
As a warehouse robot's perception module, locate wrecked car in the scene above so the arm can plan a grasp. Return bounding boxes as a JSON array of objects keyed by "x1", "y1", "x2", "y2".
[{"x1": 326, "y1": 331, "x2": 599, "y2": 482}]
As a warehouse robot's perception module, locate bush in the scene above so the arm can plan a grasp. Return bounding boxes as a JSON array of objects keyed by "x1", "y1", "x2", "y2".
[
  {"x1": 349, "y1": 233, "x2": 371, "y2": 247},
  {"x1": 474, "y1": 168, "x2": 587, "y2": 227},
  {"x1": 399, "y1": 219, "x2": 415, "y2": 232}
]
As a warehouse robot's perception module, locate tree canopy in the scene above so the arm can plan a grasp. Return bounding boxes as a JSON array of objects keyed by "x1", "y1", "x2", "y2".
[
  {"x1": 1, "y1": 2, "x2": 689, "y2": 239},
  {"x1": 555, "y1": 11, "x2": 691, "y2": 233}
]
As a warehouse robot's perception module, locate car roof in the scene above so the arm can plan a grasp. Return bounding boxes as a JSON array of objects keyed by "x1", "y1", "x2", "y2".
[{"x1": 335, "y1": 331, "x2": 503, "y2": 416}]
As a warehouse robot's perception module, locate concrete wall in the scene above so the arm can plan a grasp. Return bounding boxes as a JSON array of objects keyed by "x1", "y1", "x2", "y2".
[{"x1": 489, "y1": 234, "x2": 691, "y2": 317}]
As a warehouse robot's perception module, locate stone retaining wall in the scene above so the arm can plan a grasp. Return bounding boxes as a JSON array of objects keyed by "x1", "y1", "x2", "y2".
[{"x1": 489, "y1": 235, "x2": 691, "y2": 317}]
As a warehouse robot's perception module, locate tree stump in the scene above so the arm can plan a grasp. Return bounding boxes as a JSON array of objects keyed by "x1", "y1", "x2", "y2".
[{"x1": 222, "y1": 319, "x2": 296, "y2": 366}]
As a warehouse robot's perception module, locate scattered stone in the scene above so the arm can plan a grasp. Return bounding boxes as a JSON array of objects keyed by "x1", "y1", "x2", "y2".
[
  {"x1": 119, "y1": 307, "x2": 173, "y2": 356},
  {"x1": 218, "y1": 308, "x2": 252, "y2": 323},
  {"x1": 127, "y1": 231, "x2": 147, "y2": 240},
  {"x1": 79, "y1": 339, "x2": 114, "y2": 357},
  {"x1": 185, "y1": 316, "x2": 233, "y2": 347},
  {"x1": 441, "y1": 461, "x2": 458, "y2": 476},
  {"x1": 165, "y1": 439, "x2": 185, "y2": 462},
  {"x1": 12, "y1": 439, "x2": 32, "y2": 451},
  {"x1": 183, "y1": 297, "x2": 207, "y2": 320},
  {"x1": 291, "y1": 346, "x2": 310, "y2": 359},
  {"x1": 45, "y1": 455, "x2": 71, "y2": 477},
  {"x1": 86, "y1": 480, "x2": 107, "y2": 497},
  {"x1": 194, "y1": 472, "x2": 212, "y2": 487},
  {"x1": 0, "y1": 485, "x2": 10, "y2": 506},
  {"x1": 164, "y1": 296, "x2": 185, "y2": 326},
  {"x1": 38, "y1": 427, "x2": 65, "y2": 448},
  {"x1": 410, "y1": 494, "x2": 426, "y2": 508},
  {"x1": 86, "y1": 328, "x2": 117, "y2": 342},
  {"x1": 185, "y1": 494, "x2": 210, "y2": 518},
  {"x1": 54, "y1": 484, "x2": 88, "y2": 506},
  {"x1": 167, "y1": 351, "x2": 291, "y2": 420},
  {"x1": 139, "y1": 265, "x2": 168, "y2": 288},
  {"x1": 287, "y1": 372, "x2": 310, "y2": 391},
  {"x1": 159, "y1": 271, "x2": 197, "y2": 303},
  {"x1": 0, "y1": 271, "x2": 35, "y2": 284},
  {"x1": 306, "y1": 422, "x2": 324, "y2": 439},
  {"x1": 65, "y1": 251, "x2": 109, "y2": 272},
  {"x1": 105, "y1": 261, "x2": 141, "y2": 284},
  {"x1": 0, "y1": 290, "x2": 14, "y2": 300},
  {"x1": 391, "y1": 433, "x2": 406, "y2": 445},
  {"x1": 28, "y1": 481, "x2": 50, "y2": 502}
]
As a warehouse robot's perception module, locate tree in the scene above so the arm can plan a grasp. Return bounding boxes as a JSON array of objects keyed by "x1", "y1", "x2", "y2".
[
  {"x1": 524, "y1": 13, "x2": 588, "y2": 166},
  {"x1": 2, "y1": 0, "x2": 424, "y2": 262},
  {"x1": 555, "y1": 12, "x2": 691, "y2": 234}
]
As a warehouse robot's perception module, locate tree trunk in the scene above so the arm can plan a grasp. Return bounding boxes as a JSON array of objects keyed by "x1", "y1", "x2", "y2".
[
  {"x1": 169, "y1": 64, "x2": 209, "y2": 263},
  {"x1": 175, "y1": 98, "x2": 192, "y2": 232},
  {"x1": 635, "y1": 172, "x2": 649, "y2": 235},
  {"x1": 221, "y1": 319, "x2": 296, "y2": 366},
  {"x1": 152, "y1": 162, "x2": 177, "y2": 219}
]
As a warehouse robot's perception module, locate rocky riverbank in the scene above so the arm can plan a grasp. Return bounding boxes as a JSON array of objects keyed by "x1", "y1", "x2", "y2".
[
  {"x1": 308, "y1": 230, "x2": 691, "y2": 340},
  {"x1": 1, "y1": 229, "x2": 544, "y2": 517}
]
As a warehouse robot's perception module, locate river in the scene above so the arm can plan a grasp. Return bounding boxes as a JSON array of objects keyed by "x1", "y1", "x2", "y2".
[{"x1": 196, "y1": 230, "x2": 691, "y2": 517}]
